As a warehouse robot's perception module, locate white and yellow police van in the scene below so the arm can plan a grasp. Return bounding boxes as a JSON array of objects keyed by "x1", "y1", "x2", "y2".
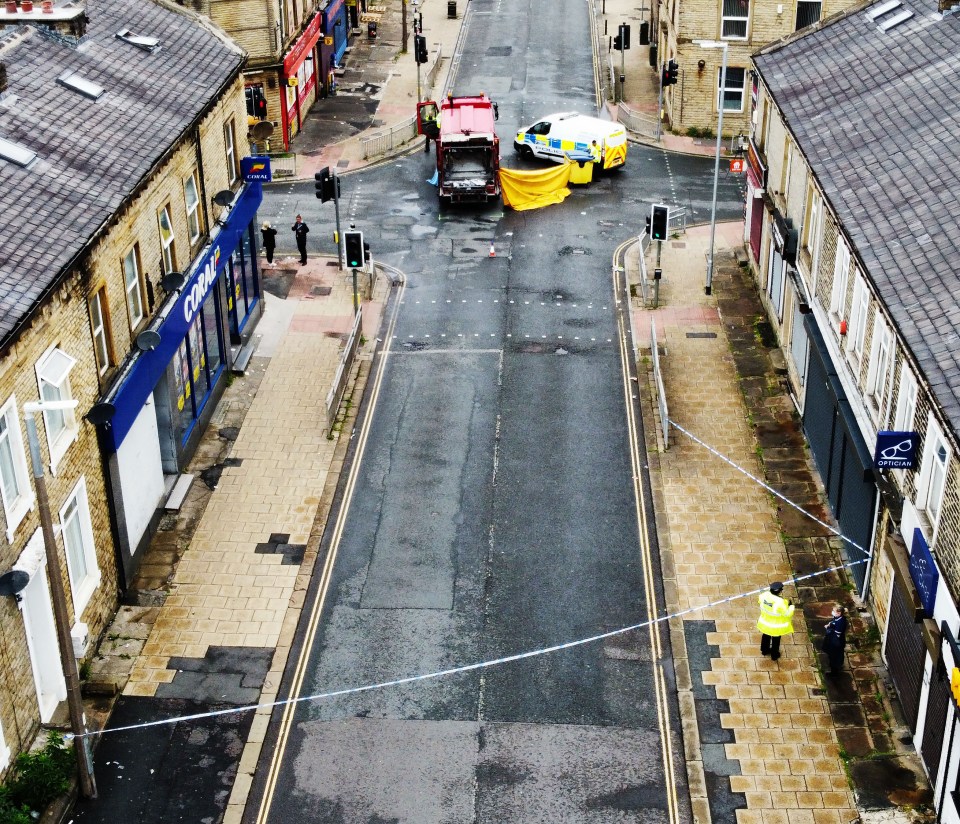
[{"x1": 514, "y1": 112, "x2": 627, "y2": 170}]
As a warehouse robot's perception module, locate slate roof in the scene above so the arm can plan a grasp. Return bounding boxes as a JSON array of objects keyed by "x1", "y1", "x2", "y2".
[
  {"x1": 0, "y1": 0, "x2": 243, "y2": 347},
  {"x1": 754, "y1": 0, "x2": 960, "y2": 438}
]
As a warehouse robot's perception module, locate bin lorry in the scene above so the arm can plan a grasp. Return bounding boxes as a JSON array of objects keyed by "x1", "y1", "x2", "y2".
[{"x1": 417, "y1": 94, "x2": 501, "y2": 204}]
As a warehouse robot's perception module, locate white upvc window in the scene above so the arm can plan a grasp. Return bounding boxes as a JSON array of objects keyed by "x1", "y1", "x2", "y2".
[
  {"x1": 721, "y1": 0, "x2": 750, "y2": 38},
  {"x1": 0, "y1": 395, "x2": 34, "y2": 541},
  {"x1": 158, "y1": 204, "x2": 176, "y2": 275},
  {"x1": 865, "y1": 316, "x2": 892, "y2": 421},
  {"x1": 34, "y1": 346, "x2": 78, "y2": 472},
  {"x1": 89, "y1": 287, "x2": 112, "y2": 376},
  {"x1": 917, "y1": 414, "x2": 949, "y2": 528},
  {"x1": 796, "y1": 0, "x2": 822, "y2": 28},
  {"x1": 848, "y1": 276, "x2": 869, "y2": 360},
  {"x1": 224, "y1": 119, "x2": 238, "y2": 184},
  {"x1": 184, "y1": 171, "x2": 202, "y2": 243},
  {"x1": 59, "y1": 477, "x2": 100, "y2": 617},
  {"x1": 830, "y1": 239, "x2": 850, "y2": 319},
  {"x1": 123, "y1": 245, "x2": 145, "y2": 329},
  {"x1": 719, "y1": 67, "x2": 747, "y2": 113},
  {"x1": 893, "y1": 367, "x2": 918, "y2": 432}
]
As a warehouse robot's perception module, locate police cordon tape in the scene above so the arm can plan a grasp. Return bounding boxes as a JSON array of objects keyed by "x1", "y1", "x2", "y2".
[{"x1": 67, "y1": 422, "x2": 871, "y2": 741}]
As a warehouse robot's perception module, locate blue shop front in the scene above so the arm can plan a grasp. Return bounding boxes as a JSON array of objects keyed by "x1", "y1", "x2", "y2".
[{"x1": 97, "y1": 181, "x2": 263, "y2": 583}]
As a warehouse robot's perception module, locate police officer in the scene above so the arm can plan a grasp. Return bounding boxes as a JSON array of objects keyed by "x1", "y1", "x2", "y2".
[{"x1": 757, "y1": 581, "x2": 795, "y2": 661}]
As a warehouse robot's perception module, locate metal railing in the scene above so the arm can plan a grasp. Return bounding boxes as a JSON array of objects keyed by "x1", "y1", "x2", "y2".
[
  {"x1": 325, "y1": 306, "x2": 363, "y2": 432},
  {"x1": 617, "y1": 102, "x2": 659, "y2": 141},
  {"x1": 651, "y1": 318, "x2": 669, "y2": 449},
  {"x1": 668, "y1": 206, "x2": 686, "y2": 235},
  {"x1": 360, "y1": 45, "x2": 443, "y2": 160}
]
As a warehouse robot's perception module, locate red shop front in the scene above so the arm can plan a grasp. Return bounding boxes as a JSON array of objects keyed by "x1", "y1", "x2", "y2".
[{"x1": 281, "y1": 12, "x2": 323, "y2": 147}]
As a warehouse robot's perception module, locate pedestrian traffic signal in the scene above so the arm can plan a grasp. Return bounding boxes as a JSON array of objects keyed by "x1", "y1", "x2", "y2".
[
  {"x1": 952, "y1": 667, "x2": 960, "y2": 705},
  {"x1": 314, "y1": 167, "x2": 340, "y2": 202},
  {"x1": 651, "y1": 204, "x2": 669, "y2": 241},
  {"x1": 639, "y1": 21, "x2": 649, "y2": 45},
  {"x1": 644, "y1": 214, "x2": 651, "y2": 237},
  {"x1": 344, "y1": 231, "x2": 364, "y2": 268},
  {"x1": 414, "y1": 34, "x2": 428, "y2": 64},
  {"x1": 363, "y1": 241, "x2": 371, "y2": 263},
  {"x1": 613, "y1": 34, "x2": 622, "y2": 51},
  {"x1": 619, "y1": 23, "x2": 630, "y2": 50}
]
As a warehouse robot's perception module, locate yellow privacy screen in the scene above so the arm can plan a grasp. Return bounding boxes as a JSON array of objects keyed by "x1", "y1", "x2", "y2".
[{"x1": 499, "y1": 161, "x2": 574, "y2": 211}]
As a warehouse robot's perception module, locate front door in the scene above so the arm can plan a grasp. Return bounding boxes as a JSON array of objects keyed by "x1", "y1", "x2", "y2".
[{"x1": 19, "y1": 534, "x2": 66, "y2": 722}]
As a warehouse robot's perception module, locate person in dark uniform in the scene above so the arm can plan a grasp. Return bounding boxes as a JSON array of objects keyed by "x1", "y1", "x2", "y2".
[
  {"x1": 822, "y1": 604, "x2": 848, "y2": 676},
  {"x1": 261, "y1": 222, "x2": 277, "y2": 265},
  {"x1": 291, "y1": 214, "x2": 309, "y2": 265}
]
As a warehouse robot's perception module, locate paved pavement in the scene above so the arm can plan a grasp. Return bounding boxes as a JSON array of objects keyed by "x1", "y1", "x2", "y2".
[{"x1": 71, "y1": 0, "x2": 935, "y2": 821}]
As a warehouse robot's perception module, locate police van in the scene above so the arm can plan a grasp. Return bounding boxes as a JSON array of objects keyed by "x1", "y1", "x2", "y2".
[{"x1": 514, "y1": 112, "x2": 627, "y2": 170}]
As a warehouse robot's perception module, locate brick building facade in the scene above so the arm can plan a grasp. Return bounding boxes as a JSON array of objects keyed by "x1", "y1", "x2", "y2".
[
  {"x1": 0, "y1": 0, "x2": 262, "y2": 767},
  {"x1": 744, "y1": 0, "x2": 960, "y2": 817},
  {"x1": 657, "y1": 0, "x2": 856, "y2": 136}
]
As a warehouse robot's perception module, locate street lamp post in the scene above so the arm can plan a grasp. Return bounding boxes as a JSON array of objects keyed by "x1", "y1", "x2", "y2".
[
  {"x1": 695, "y1": 39, "x2": 728, "y2": 296},
  {"x1": 22, "y1": 400, "x2": 97, "y2": 799}
]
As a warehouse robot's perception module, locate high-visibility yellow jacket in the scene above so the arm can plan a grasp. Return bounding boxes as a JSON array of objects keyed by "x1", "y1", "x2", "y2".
[{"x1": 757, "y1": 592, "x2": 795, "y2": 636}]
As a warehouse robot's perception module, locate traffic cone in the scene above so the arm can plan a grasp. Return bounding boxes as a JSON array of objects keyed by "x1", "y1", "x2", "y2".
[{"x1": 489, "y1": 242, "x2": 496, "y2": 258}]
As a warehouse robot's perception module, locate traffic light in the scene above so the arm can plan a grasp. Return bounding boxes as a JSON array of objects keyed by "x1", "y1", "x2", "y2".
[
  {"x1": 665, "y1": 59, "x2": 679, "y2": 85},
  {"x1": 651, "y1": 204, "x2": 669, "y2": 241},
  {"x1": 644, "y1": 213, "x2": 651, "y2": 236},
  {"x1": 314, "y1": 167, "x2": 340, "y2": 202},
  {"x1": 619, "y1": 23, "x2": 630, "y2": 50},
  {"x1": 344, "y1": 231, "x2": 364, "y2": 268},
  {"x1": 363, "y1": 241, "x2": 371, "y2": 264},
  {"x1": 639, "y1": 21, "x2": 649, "y2": 45},
  {"x1": 613, "y1": 33, "x2": 622, "y2": 51},
  {"x1": 951, "y1": 667, "x2": 960, "y2": 705},
  {"x1": 414, "y1": 34, "x2": 428, "y2": 64}
]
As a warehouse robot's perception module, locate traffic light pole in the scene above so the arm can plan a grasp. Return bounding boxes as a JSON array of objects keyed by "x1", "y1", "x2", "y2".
[
  {"x1": 333, "y1": 171, "x2": 343, "y2": 270},
  {"x1": 352, "y1": 268, "x2": 359, "y2": 315}
]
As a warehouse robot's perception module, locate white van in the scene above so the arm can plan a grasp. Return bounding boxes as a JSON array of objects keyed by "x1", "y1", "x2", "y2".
[{"x1": 514, "y1": 112, "x2": 627, "y2": 170}]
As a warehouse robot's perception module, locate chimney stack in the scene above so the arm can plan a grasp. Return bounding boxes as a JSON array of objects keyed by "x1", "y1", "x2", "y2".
[
  {"x1": 0, "y1": 63, "x2": 7, "y2": 95},
  {"x1": 940, "y1": 0, "x2": 960, "y2": 11}
]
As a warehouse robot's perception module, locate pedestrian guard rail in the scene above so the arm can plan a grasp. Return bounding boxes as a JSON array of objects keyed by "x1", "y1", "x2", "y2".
[
  {"x1": 326, "y1": 305, "x2": 363, "y2": 432},
  {"x1": 616, "y1": 102, "x2": 659, "y2": 141},
  {"x1": 361, "y1": 46, "x2": 443, "y2": 160},
  {"x1": 651, "y1": 317, "x2": 669, "y2": 449}
]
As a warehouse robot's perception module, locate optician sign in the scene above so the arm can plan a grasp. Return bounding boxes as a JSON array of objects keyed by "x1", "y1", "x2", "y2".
[
  {"x1": 874, "y1": 430, "x2": 920, "y2": 469},
  {"x1": 909, "y1": 528, "x2": 938, "y2": 618}
]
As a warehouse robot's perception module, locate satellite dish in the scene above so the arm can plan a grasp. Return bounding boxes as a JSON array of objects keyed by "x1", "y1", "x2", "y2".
[
  {"x1": 161, "y1": 272, "x2": 185, "y2": 292},
  {"x1": 136, "y1": 330, "x2": 162, "y2": 352},
  {"x1": 86, "y1": 402, "x2": 116, "y2": 426},
  {"x1": 0, "y1": 570, "x2": 29, "y2": 598},
  {"x1": 212, "y1": 190, "x2": 234, "y2": 208},
  {"x1": 251, "y1": 121, "x2": 275, "y2": 140}
]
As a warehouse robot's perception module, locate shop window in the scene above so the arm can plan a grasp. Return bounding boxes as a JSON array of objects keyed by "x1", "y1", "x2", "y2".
[
  {"x1": 184, "y1": 171, "x2": 203, "y2": 244},
  {"x1": 719, "y1": 67, "x2": 747, "y2": 112},
  {"x1": 829, "y1": 239, "x2": 850, "y2": 320},
  {"x1": 796, "y1": 0, "x2": 822, "y2": 29},
  {"x1": 123, "y1": 245, "x2": 145, "y2": 329},
  {"x1": 158, "y1": 204, "x2": 176, "y2": 275},
  {"x1": 917, "y1": 415, "x2": 949, "y2": 527},
  {"x1": 721, "y1": 0, "x2": 750, "y2": 38},
  {"x1": 59, "y1": 477, "x2": 100, "y2": 618},
  {"x1": 801, "y1": 186, "x2": 820, "y2": 255},
  {"x1": 89, "y1": 287, "x2": 114, "y2": 376},
  {"x1": 34, "y1": 346, "x2": 78, "y2": 471},
  {"x1": 0, "y1": 395, "x2": 34, "y2": 541},
  {"x1": 865, "y1": 317, "x2": 892, "y2": 421},
  {"x1": 224, "y1": 118, "x2": 239, "y2": 184}
]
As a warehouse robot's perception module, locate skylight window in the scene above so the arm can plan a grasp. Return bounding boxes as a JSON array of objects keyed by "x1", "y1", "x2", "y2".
[
  {"x1": 56, "y1": 71, "x2": 104, "y2": 100},
  {"x1": 865, "y1": 0, "x2": 915, "y2": 29},
  {"x1": 115, "y1": 28, "x2": 160, "y2": 52},
  {"x1": 866, "y1": 0, "x2": 900, "y2": 19},
  {"x1": 0, "y1": 136, "x2": 36, "y2": 168},
  {"x1": 877, "y1": 7, "x2": 914, "y2": 28}
]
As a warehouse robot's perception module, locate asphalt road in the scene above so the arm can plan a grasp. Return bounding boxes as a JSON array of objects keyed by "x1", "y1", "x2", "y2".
[{"x1": 249, "y1": 0, "x2": 743, "y2": 820}]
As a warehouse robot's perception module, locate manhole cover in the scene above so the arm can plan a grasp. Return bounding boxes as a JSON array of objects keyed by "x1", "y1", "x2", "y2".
[
  {"x1": 312, "y1": 286, "x2": 332, "y2": 296},
  {"x1": 487, "y1": 46, "x2": 512, "y2": 56}
]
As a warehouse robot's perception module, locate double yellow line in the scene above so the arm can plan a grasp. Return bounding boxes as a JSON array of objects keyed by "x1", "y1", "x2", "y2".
[
  {"x1": 253, "y1": 270, "x2": 406, "y2": 824},
  {"x1": 613, "y1": 238, "x2": 680, "y2": 824}
]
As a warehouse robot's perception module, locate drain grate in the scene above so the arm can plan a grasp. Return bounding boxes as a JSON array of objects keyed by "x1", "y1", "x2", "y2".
[{"x1": 686, "y1": 332, "x2": 718, "y2": 339}]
